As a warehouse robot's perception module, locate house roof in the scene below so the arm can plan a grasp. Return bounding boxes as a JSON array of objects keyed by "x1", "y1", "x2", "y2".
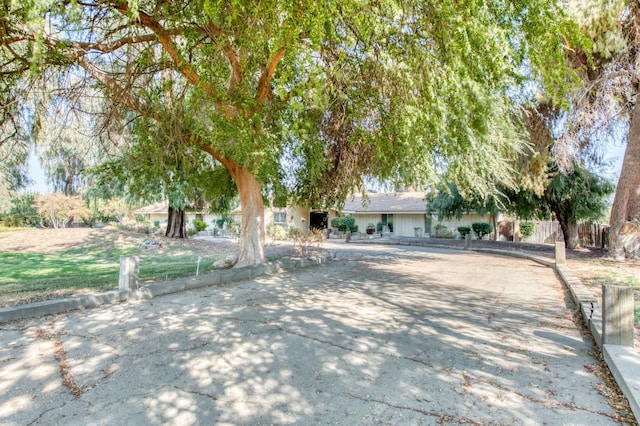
[
  {"x1": 134, "y1": 201, "x2": 169, "y2": 214},
  {"x1": 341, "y1": 192, "x2": 427, "y2": 214},
  {"x1": 134, "y1": 201, "x2": 207, "y2": 215}
]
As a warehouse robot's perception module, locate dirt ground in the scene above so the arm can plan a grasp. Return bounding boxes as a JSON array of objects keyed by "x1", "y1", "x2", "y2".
[{"x1": 2, "y1": 229, "x2": 639, "y2": 326}]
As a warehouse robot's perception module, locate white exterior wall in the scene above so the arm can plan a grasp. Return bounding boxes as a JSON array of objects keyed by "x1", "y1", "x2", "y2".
[
  {"x1": 143, "y1": 212, "x2": 220, "y2": 227},
  {"x1": 266, "y1": 205, "x2": 310, "y2": 232},
  {"x1": 393, "y1": 214, "x2": 427, "y2": 237},
  {"x1": 347, "y1": 213, "x2": 426, "y2": 237},
  {"x1": 352, "y1": 214, "x2": 378, "y2": 233}
]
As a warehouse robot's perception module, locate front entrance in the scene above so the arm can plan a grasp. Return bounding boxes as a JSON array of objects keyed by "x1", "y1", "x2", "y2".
[{"x1": 310, "y1": 211, "x2": 328, "y2": 229}]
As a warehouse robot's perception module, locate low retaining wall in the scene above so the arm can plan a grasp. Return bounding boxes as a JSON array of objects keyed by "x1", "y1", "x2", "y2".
[{"x1": 0, "y1": 253, "x2": 333, "y2": 324}]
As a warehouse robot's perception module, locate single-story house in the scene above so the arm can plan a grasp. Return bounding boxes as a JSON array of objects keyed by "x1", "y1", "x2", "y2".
[
  {"x1": 136, "y1": 201, "x2": 314, "y2": 234},
  {"x1": 231, "y1": 204, "x2": 312, "y2": 232},
  {"x1": 135, "y1": 192, "x2": 503, "y2": 239},
  {"x1": 329, "y1": 192, "x2": 428, "y2": 237},
  {"x1": 330, "y1": 192, "x2": 502, "y2": 238},
  {"x1": 134, "y1": 201, "x2": 221, "y2": 228}
]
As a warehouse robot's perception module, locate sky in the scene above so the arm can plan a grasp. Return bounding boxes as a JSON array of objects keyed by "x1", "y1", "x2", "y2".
[{"x1": 25, "y1": 153, "x2": 50, "y2": 194}]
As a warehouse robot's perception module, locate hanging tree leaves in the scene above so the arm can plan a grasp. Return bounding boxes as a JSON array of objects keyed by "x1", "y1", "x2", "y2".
[{"x1": 1, "y1": 0, "x2": 583, "y2": 265}]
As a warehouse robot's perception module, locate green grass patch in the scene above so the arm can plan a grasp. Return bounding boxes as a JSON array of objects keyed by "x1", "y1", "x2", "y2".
[{"x1": 0, "y1": 246, "x2": 219, "y2": 298}]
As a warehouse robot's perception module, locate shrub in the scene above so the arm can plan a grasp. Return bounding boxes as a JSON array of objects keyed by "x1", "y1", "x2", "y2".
[
  {"x1": 288, "y1": 226, "x2": 303, "y2": 239},
  {"x1": 192, "y1": 219, "x2": 207, "y2": 232},
  {"x1": 433, "y1": 224, "x2": 455, "y2": 238},
  {"x1": 267, "y1": 224, "x2": 288, "y2": 240},
  {"x1": 520, "y1": 221, "x2": 535, "y2": 239},
  {"x1": 216, "y1": 217, "x2": 232, "y2": 228},
  {"x1": 330, "y1": 216, "x2": 346, "y2": 232},
  {"x1": 457, "y1": 226, "x2": 471, "y2": 239},
  {"x1": 472, "y1": 222, "x2": 493, "y2": 240},
  {"x1": 376, "y1": 221, "x2": 384, "y2": 233},
  {"x1": 331, "y1": 215, "x2": 357, "y2": 232}
]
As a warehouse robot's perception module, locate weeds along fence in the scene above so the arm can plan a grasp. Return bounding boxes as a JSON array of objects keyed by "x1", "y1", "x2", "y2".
[{"x1": 524, "y1": 221, "x2": 609, "y2": 249}]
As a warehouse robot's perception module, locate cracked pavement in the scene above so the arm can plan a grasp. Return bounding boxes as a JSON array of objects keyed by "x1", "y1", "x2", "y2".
[{"x1": 0, "y1": 243, "x2": 629, "y2": 425}]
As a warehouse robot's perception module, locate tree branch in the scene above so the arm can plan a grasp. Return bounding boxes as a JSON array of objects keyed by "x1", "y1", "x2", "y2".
[
  {"x1": 76, "y1": 55, "x2": 151, "y2": 116},
  {"x1": 256, "y1": 48, "x2": 286, "y2": 103},
  {"x1": 113, "y1": 2, "x2": 234, "y2": 116}
]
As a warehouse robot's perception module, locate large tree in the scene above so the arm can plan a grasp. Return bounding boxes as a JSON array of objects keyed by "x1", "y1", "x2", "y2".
[
  {"x1": 1, "y1": 0, "x2": 581, "y2": 266},
  {"x1": 557, "y1": 0, "x2": 640, "y2": 258}
]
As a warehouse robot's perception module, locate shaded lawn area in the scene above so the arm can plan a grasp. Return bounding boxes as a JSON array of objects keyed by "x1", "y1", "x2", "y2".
[
  {"x1": 0, "y1": 248, "x2": 216, "y2": 296},
  {"x1": 0, "y1": 230, "x2": 223, "y2": 307}
]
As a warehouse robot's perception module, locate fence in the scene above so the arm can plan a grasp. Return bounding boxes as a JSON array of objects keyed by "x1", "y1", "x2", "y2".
[
  {"x1": 578, "y1": 223, "x2": 609, "y2": 249},
  {"x1": 526, "y1": 221, "x2": 563, "y2": 245},
  {"x1": 522, "y1": 221, "x2": 609, "y2": 249}
]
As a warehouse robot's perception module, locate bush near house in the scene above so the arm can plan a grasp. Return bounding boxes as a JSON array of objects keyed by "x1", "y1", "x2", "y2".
[
  {"x1": 433, "y1": 224, "x2": 455, "y2": 239},
  {"x1": 472, "y1": 222, "x2": 493, "y2": 240},
  {"x1": 457, "y1": 226, "x2": 471, "y2": 239},
  {"x1": 331, "y1": 215, "x2": 358, "y2": 233},
  {"x1": 267, "y1": 224, "x2": 288, "y2": 240},
  {"x1": 192, "y1": 219, "x2": 207, "y2": 232}
]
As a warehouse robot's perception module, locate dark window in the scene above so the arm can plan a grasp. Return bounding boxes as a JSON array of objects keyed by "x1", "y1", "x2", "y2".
[
  {"x1": 382, "y1": 214, "x2": 394, "y2": 232},
  {"x1": 274, "y1": 212, "x2": 286, "y2": 223}
]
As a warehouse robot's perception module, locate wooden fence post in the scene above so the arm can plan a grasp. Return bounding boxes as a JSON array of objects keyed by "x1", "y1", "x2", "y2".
[
  {"x1": 555, "y1": 241, "x2": 565, "y2": 265},
  {"x1": 602, "y1": 284, "x2": 635, "y2": 347},
  {"x1": 464, "y1": 233, "x2": 472, "y2": 250},
  {"x1": 119, "y1": 256, "x2": 139, "y2": 293}
]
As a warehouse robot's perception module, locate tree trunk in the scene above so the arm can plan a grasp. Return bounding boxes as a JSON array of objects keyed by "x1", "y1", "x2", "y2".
[
  {"x1": 202, "y1": 148, "x2": 266, "y2": 266},
  {"x1": 491, "y1": 214, "x2": 498, "y2": 241},
  {"x1": 165, "y1": 206, "x2": 187, "y2": 238},
  {"x1": 609, "y1": 100, "x2": 640, "y2": 259},
  {"x1": 566, "y1": 220, "x2": 580, "y2": 250},
  {"x1": 557, "y1": 216, "x2": 580, "y2": 250},
  {"x1": 233, "y1": 167, "x2": 266, "y2": 267}
]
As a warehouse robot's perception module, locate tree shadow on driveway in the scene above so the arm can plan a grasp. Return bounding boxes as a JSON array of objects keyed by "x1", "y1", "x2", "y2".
[{"x1": 0, "y1": 246, "x2": 629, "y2": 424}]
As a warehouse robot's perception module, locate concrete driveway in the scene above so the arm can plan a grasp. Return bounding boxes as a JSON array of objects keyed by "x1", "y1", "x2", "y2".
[{"x1": 0, "y1": 244, "x2": 626, "y2": 425}]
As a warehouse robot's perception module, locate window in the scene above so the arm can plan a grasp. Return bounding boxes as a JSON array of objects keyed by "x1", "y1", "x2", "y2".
[{"x1": 274, "y1": 212, "x2": 286, "y2": 223}]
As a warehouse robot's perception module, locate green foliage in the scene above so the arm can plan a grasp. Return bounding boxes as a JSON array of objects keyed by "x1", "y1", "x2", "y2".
[
  {"x1": 472, "y1": 222, "x2": 493, "y2": 240},
  {"x1": 0, "y1": 193, "x2": 40, "y2": 227},
  {"x1": 427, "y1": 183, "x2": 500, "y2": 221},
  {"x1": 3, "y1": 0, "x2": 583, "y2": 205},
  {"x1": 433, "y1": 224, "x2": 455, "y2": 239},
  {"x1": 376, "y1": 222, "x2": 384, "y2": 233},
  {"x1": 520, "y1": 221, "x2": 536, "y2": 239},
  {"x1": 1, "y1": 0, "x2": 589, "y2": 261},
  {"x1": 192, "y1": 219, "x2": 207, "y2": 232},
  {"x1": 215, "y1": 217, "x2": 232, "y2": 229},
  {"x1": 545, "y1": 163, "x2": 614, "y2": 225},
  {"x1": 331, "y1": 215, "x2": 357, "y2": 233},
  {"x1": 341, "y1": 216, "x2": 355, "y2": 232},
  {"x1": 267, "y1": 224, "x2": 288, "y2": 241},
  {"x1": 457, "y1": 226, "x2": 471, "y2": 239}
]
